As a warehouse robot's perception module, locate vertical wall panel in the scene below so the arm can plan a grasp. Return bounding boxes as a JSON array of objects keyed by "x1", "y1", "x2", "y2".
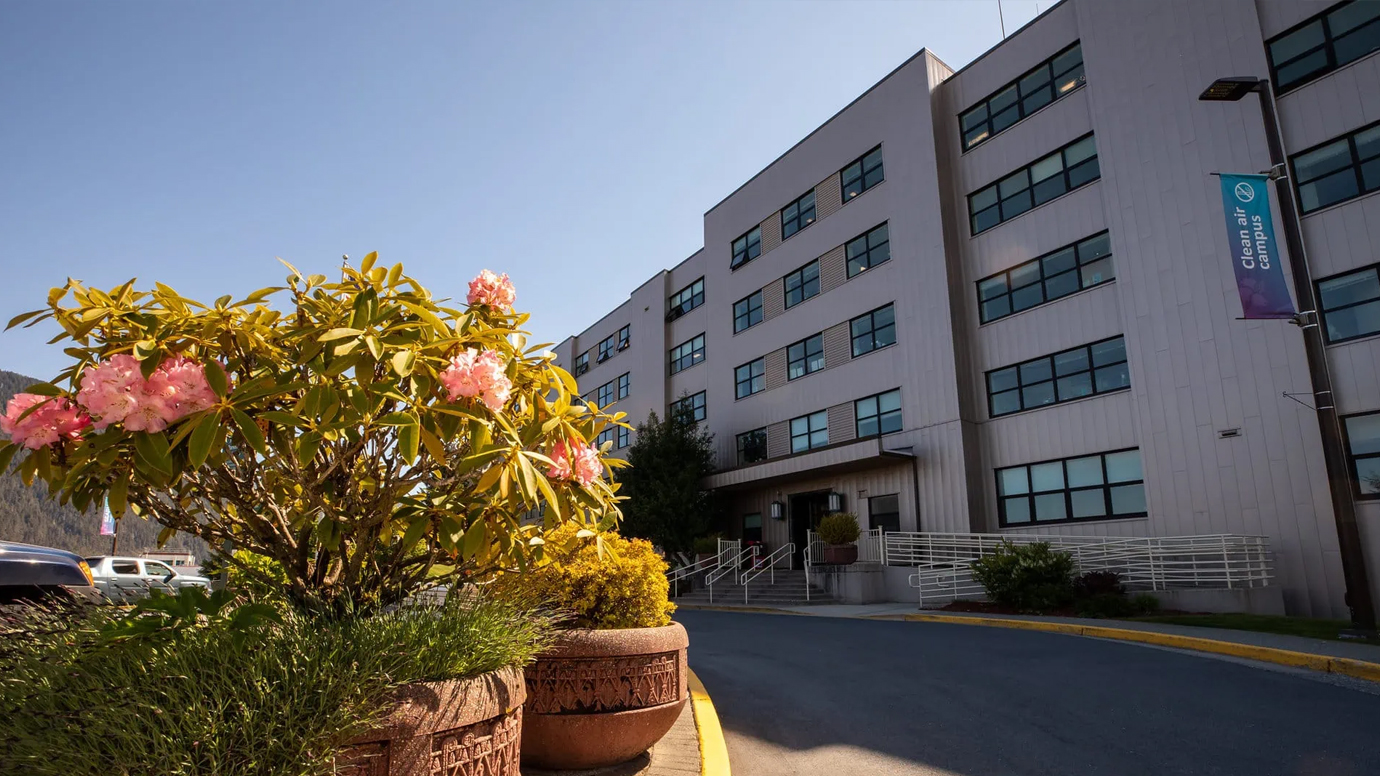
[
  {"x1": 827, "y1": 401, "x2": 856, "y2": 445},
  {"x1": 760, "y1": 212, "x2": 782, "y2": 255},
  {"x1": 764, "y1": 348, "x2": 788, "y2": 391},
  {"x1": 819, "y1": 245, "x2": 847, "y2": 293},
  {"x1": 815, "y1": 173, "x2": 842, "y2": 220}
]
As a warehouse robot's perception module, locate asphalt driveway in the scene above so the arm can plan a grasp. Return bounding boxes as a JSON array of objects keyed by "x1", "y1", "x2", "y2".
[{"x1": 678, "y1": 609, "x2": 1380, "y2": 776}]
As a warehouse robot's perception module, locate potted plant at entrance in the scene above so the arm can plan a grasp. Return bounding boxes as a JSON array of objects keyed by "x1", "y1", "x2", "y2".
[
  {"x1": 494, "y1": 522, "x2": 687, "y2": 771},
  {"x1": 0, "y1": 258, "x2": 626, "y2": 774},
  {"x1": 818, "y1": 512, "x2": 861, "y2": 565}
]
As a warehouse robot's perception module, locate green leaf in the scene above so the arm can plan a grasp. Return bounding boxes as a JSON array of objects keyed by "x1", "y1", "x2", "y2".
[
  {"x1": 0, "y1": 444, "x2": 17, "y2": 475},
  {"x1": 419, "y1": 425, "x2": 447, "y2": 462},
  {"x1": 133, "y1": 431, "x2": 173, "y2": 475},
  {"x1": 156, "y1": 526, "x2": 176, "y2": 548},
  {"x1": 375, "y1": 412, "x2": 418, "y2": 427},
  {"x1": 230, "y1": 409, "x2": 267, "y2": 456},
  {"x1": 399, "y1": 423, "x2": 419, "y2": 465},
  {"x1": 5, "y1": 310, "x2": 44, "y2": 330},
  {"x1": 360, "y1": 251, "x2": 379, "y2": 273},
  {"x1": 401, "y1": 516, "x2": 430, "y2": 553},
  {"x1": 204, "y1": 360, "x2": 228, "y2": 398},
  {"x1": 391, "y1": 350, "x2": 415, "y2": 377},
  {"x1": 21, "y1": 382, "x2": 62, "y2": 397},
  {"x1": 401, "y1": 301, "x2": 452, "y2": 338},
  {"x1": 318, "y1": 327, "x2": 364, "y2": 342},
  {"x1": 297, "y1": 431, "x2": 323, "y2": 464},
  {"x1": 386, "y1": 263, "x2": 403, "y2": 288},
  {"x1": 461, "y1": 520, "x2": 487, "y2": 560},
  {"x1": 259, "y1": 411, "x2": 308, "y2": 429},
  {"x1": 107, "y1": 471, "x2": 129, "y2": 517},
  {"x1": 364, "y1": 335, "x2": 383, "y2": 361},
  {"x1": 188, "y1": 413, "x2": 219, "y2": 468}
]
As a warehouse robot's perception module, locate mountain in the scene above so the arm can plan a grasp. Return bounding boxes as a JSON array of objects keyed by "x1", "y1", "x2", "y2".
[{"x1": 0, "y1": 369, "x2": 206, "y2": 558}]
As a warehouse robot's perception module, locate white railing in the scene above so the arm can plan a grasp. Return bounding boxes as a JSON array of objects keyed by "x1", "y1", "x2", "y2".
[
  {"x1": 889, "y1": 532, "x2": 1273, "y2": 605},
  {"x1": 741, "y1": 543, "x2": 795, "y2": 604},
  {"x1": 858, "y1": 528, "x2": 884, "y2": 563},
  {"x1": 705, "y1": 545, "x2": 757, "y2": 603},
  {"x1": 667, "y1": 539, "x2": 740, "y2": 598}
]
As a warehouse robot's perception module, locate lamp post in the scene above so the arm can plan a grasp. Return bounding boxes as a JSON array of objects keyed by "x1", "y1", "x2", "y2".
[{"x1": 1200, "y1": 76, "x2": 1376, "y2": 631}]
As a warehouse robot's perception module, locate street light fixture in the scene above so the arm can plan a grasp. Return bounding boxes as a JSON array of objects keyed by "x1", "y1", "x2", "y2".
[{"x1": 1199, "y1": 75, "x2": 1376, "y2": 632}]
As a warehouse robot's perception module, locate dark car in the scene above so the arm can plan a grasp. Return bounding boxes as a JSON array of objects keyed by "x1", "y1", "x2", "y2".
[{"x1": 0, "y1": 540, "x2": 100, "y2": 604}]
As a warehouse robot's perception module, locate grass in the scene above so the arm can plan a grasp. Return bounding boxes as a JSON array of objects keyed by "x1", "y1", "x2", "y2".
[
  {"x1": 1128, "y1": 612, "x2": 1380, "y2": 645},
  {"x1": 0, "y1": 594, "x2": 553, "y2": 776}
]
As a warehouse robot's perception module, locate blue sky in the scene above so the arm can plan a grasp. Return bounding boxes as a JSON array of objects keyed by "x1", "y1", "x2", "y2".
[{"x1": 0, "y1": 0, "x2": 1040, "y2": 381}]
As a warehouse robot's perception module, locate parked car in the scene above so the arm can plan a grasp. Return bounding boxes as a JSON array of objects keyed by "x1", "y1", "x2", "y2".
[
  {"x1": 0, "y1": 540, "x2": 100, "y2": 605},
  {"x1": 86, "y1": 555, "x2": 212, "y2": 602}
]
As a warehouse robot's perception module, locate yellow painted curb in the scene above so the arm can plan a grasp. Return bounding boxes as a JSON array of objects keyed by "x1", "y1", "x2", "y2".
[
  {"x1": 688, "y1": 668, "x2": 732, "y2": 776},
  {"x1": 898, "y1": 613, "x2": 1380, "y2": 683}
]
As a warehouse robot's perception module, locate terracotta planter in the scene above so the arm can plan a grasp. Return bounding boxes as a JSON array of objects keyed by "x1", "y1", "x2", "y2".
[
  {"x1": 337, "y1": 666, "x2": 526, "y2": 776},
  {"x1": 822, "y1": 544, "x2": 858, "y2": 565},
  {"x1": 522, "y1": 622, "x2": 689, "y2": 770}
]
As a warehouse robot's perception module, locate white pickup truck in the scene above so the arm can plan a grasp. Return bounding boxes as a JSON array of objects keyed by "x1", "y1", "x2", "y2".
[{"x1": 85, "y1": 556, "x2": 211, "y2": 602}]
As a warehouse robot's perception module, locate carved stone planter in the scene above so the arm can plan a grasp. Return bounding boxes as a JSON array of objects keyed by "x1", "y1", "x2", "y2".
[
  {"x1": 822, "y1": 544, "x2": 858, "y2": 565},
  {"x1": 338, "y1": 666, "x2": 526, "y2": 776},
  {"x1": 522, "y1": 622, "x2": 689, "y2": 770}
]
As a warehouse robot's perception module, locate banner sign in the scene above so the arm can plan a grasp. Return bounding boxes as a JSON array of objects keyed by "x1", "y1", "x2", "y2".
[
  {"x1": 100, "y1": 505, "x2": 116, "y2": 536},
  {"x1": 1219, "y1": 173, "x2": 1296, "y2": 319}
]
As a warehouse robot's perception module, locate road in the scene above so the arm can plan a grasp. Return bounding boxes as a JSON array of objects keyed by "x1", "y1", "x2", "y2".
[{"x1": 678, "y1": 610, "x2": 1380, "y2": 776}]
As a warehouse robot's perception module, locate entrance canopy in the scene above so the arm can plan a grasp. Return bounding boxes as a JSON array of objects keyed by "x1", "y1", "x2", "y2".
[{"x1": 703, "y1": 436, "x2": 914, "y2": 493}]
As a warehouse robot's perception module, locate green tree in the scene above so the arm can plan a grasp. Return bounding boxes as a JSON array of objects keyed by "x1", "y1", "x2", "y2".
[{"x1": 617, "y1": 405, "x2": 716, "y2": 555}]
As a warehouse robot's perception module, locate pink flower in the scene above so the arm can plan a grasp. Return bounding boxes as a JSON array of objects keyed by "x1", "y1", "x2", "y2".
[
  {"x1": 1, "y1": 394, "x2": 91, "y2": 450},
  {"x1": 76, "y1": 354, "x2": 218, "y2": 433},
  {"x1": 546, "y1": 439, "x2": 602, "y2": 487},
  {"x1": 439, "y1": 348, "x2": 512, "y2": 412},
  {"x1": 467, "y1": 270, "x2": 516, "y2": 309}
]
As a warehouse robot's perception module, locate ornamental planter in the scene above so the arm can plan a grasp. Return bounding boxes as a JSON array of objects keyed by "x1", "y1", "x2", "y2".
[
  {"x1": 337, "y1": 666, "x2": 526, "y2": 776},
  {"x1": 821, "y1": 544, "x2": 858, "y2": 565},
  {"x1": 521, "y1": 622, "x2": 689, "y2": 770}
]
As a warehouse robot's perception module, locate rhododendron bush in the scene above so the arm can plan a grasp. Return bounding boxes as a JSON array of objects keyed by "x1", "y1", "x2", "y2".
[{"x1": 1, "y1": 255, "x2": 627, "y2": 611}]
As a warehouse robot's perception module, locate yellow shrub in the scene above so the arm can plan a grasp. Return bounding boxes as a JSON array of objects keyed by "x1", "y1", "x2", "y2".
[{"x1": 493, "y1": 523, "x2": 675, "y2": 629}]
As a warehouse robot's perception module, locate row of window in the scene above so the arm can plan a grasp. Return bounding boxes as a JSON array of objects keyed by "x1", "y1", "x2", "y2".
[
  {"x1": 588, "y1": 372, "x2": 630, "y2": 409},
  {"x1": 669, "y1": 391, "x2": 706, "y2": 423},
  {"x1": 1344, "y1": 411, "x2": 1380, "y2": 499},
  {"x1": 1291, "y1": 120, "x2": 1380, "y2": 214},
  {"x1": 574, "y1": 324, "x2": 630, "y2": 376},
  {"x1": 987, "y1": 336, "x2": 1130, "y2": 418},
  {"x1": 730, "y1": 305, "x2": 895, "y2": 402},
  {"x1": 960, "y1": 42, "x2": 1085, "y2": 152},
  {"x1": 730, "y1": 147, "x2": 884, "y2": 270},
  {"x1": 669, "y1": 333, "x2": 705, "y2": 375},
  {"x1": 595, "y1": 425, "x2": 631, "y2": 450},
  {"x1": 997, "y1": 448, "x2": 1146, "y2": 527},
  {"x1": 1267, "y1": 1, "x2": 1380, "y2": 93},
  {"x1": 667, "y1": 277, "x2": 704, "y2": 320},
  {"x1": 1319, "y1": 262, "x2": 1380, "y2": 344},
  {"x1": 968, "y1": 134, "x2": 1100, "y2": 235},
  {"x1": 978, "y1": 232, "x2": 1113, "y2": 323},
  {"x1": 734, "y1": 387, "x2": 903, "y2": 465}
]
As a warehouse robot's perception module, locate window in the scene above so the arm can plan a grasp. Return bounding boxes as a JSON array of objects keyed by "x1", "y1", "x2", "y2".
[
  {"x1": 850, "y1": 304, "x2": 896, "y2": 357},
  {"x1": 737, "y1": 428, "x2": 768, "y2": 465},
  {"x1": 1291, "y1": 121, "x2": 1380, "y2": 213},
  {"x1": 868, "y1": 494, "x2": 901, "y2": 533},
  {"x1": 855, "y1": 389, "x2": 902, "y2": 438},
  {"x1": 618, "y1": 425, "x2": 630, "y2": 449},
  {"x1": 668, "y1": 278, "x2": 704, "y2": 319},
  {"x1": 978, "y1": 232, "x2": 1113, "y2": 323},
  {"x1": 787, "y1": 333, "x2": 825, "y2": 380},
  {"x1": 731, "y1": 226, "x2": 762, "y2": 270},
  {"x1": 669, "y1": 334, "x2": 705, "y2": 374},
  {"x1": 670, "y1": 391, "x2": 706, "y2": 423},
  {"x1": 845, "y1": 223, "x2": 891, "y2": 277},
  {"x1": 617, "y1": 372, "x2": 630, "y2": 400},
  {"x1": 784, "y1": 260, "x2": 821, "y2": 308},
  {"x1": 841, "y1": 146, "x2": 884, "y2": 202},
  {"x1": 781, "y1": 189, "x2": 817, "y2": 239},
  {"x1": 595, "y1": 380, "x2": 616, "y2": 408},
  {"x1": 1318, "y1": 264, "x2": 1380, "y2": 343},
  {"x1": 1267, "y1": 2, "x2": 1380, "y2": 93},
  {"x1": 743, "y1": 513, "x2": 763, "y2": 543},
  {"x1": 997, "y1": 448, "x2": 1146, "y2": 527},
  {"x1": 597, "y1": 334, "x2": 615, "y2": 362},
  {"x1": 734, "y1": 290, "x2": 764, "y2": 333},
  {"x1": 735, "y1": 358, "x2": 765, "y2": 399},
  {"x1": 1343, "y1": 412, "x2": 1380, "y2": 498},
  {"x1": 112, "y1": 560, "x2": 139, "y2": 575},
  {"x1": 574, "y1": 352, "x2": 589, "y2": 377},
  {"x1": 968, "y1": 134, "x2": 1100, "y2": 235},
  {"x1": 596, "y1": 427, "x2": 617, "y2": 448},
  {"x1": 987, "y1": 336, "x2": 1129, "y2": 417},
  {"x1": 617, "y1": 325, "x2": 630, "y2": 350},
  {"x1": 960, "y1": 42, "x2": 1085, "y2": 151},
  {"x1": 790, "y1": 410, "x2": 829, "y2": 453},
  {"x1": 143, "y1": 560, "x2": 174, "y2": 577}
]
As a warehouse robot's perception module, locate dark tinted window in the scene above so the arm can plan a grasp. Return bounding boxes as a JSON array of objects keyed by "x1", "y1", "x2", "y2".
[
  {"x1": 1318, "y1": 264, "x2": 1380, "y2": 343},
  {"x1": 784, "y1": 260, "x2": 821, "y2": 308},
  {"x1": 998, "y1": 449, "x2": 1146, "y2": 527},
  {"x1": 1292, "y1": 122, "x2": 1380, "y2": 213},
  {"x1": 734, "y1": 291, "x2": 764, "y2": 333},
  {"x1": 987, "y1": 336, "x2": 1129, "y2": 417},
  {"x1": 841, "y1": 146, "x2": 884, "y2": 203},
  {"x1": 960, "y1": 42, "x2": 1085, "y2": 151},
  {"x1": 782, "y1": 189, "x2": 817, "y2": 239},
  {"x1": 978, "y1": 232, "x2": 1113, "y2": 323},
  {"x1": 1268, "y1": 2, "x2": 1380, "y2": 92},
  {"x1": 850, "y1": 304, "x2": 897, "y2": 357},
  {"x1": 968, "y1": 135, "x2": 1099, "y2": 235},
  {"x1": 731, "y1": 226, "x2": 762, "y2": 269}
]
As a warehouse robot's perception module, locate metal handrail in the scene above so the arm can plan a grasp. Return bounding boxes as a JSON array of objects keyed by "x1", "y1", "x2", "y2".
[
  {"x1": 667, "y1": 552, "x2": 726, "y2": 598},
  {"x1": 705, "y1": 546, "x2": 756, "y2": 603},
  {"x1": 740, "y1": 543, "x2": 794, "y2": 604}
]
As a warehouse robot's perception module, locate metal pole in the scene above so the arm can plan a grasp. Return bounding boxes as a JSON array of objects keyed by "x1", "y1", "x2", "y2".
[{"x1": 1253, "y1": 82, "x2": 1376, "y2": 631}]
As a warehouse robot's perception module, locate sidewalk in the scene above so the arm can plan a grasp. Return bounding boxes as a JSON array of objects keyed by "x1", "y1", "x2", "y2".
[{"x1": 679, "y1": 601, "x2": 1380, "y2": 667}]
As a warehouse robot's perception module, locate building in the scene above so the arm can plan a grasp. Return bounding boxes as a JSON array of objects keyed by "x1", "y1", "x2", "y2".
[{"x1": 551, "y1": 0, "x2": 1380, "y2": 618}]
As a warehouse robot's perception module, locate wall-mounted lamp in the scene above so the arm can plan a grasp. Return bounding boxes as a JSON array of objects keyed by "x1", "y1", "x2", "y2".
[
  {"x1": 770, "y1": 501, "x2": 784, "y2": 520},
  {"x1": 827, "y1": 492, "x2": 843, "y2": 512}
]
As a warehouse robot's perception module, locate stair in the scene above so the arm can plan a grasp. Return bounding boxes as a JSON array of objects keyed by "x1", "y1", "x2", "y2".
[{"x1": 670, "y1": 569, "x2": 838, "y2": 607}]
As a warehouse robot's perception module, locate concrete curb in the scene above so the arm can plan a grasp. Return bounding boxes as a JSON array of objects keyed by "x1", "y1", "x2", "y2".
[
  {"x1": 890, "y1": 613, "x2": 1380, "y2": 684},
  {"x1": 678, "y1": 604, "x2": 805, "y2": 616},
  {"x1": 687, "y1": 668, "x2": 731, "y2": 776}
]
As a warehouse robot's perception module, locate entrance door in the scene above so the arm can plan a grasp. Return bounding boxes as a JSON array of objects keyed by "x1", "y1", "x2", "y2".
[{"x1": 789, "y1": 492, "x2": 830, "y2": 567}]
